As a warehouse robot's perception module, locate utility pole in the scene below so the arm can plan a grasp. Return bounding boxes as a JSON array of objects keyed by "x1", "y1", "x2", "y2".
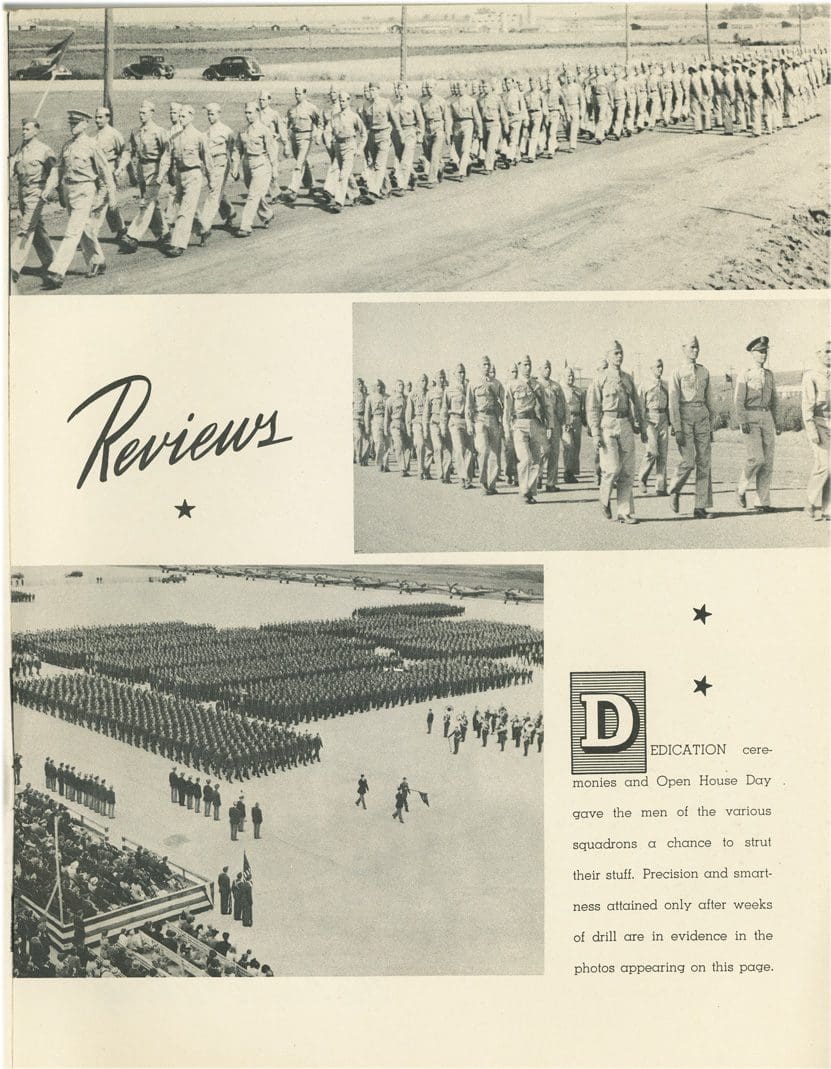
[
  {"x1": 400, "y1": 4, "x2": 408, "y2": 81},
  {"x1": 103, "y1": 7, "x2": 115, "y2": 120},
  {"x1": 704, "y1": 3, "x2": 712, "y2": 62},
  {"x1": 625, "y1": 4, "x2": 630, "y2": 65},
  {"x1": 798, "y1": 5, "x2": 803, "y2": 49}
]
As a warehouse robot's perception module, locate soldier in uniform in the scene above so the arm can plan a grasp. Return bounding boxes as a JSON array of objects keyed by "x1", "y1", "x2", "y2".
[
  {"x1": 522, "y1": 76, "x2": 545, "y2": 160},
  {"x1": 365, "y1": 379, "x2": 390, "y2": 472},
  {"x1": 360, "y1": 82, "x2": 401, "y2": 201},
  {"x1": 719, "y1": 61, "x2": 735, "y2": 135},
  {"x1": 561, "y1": 366, "x2": 586, "y2": 483},
  {"x1": 442, "y1": 363, "x2": 473, "y2": 489},
  {"x1": 256, "y1": 90, "x2": 289, "y2": 192},
  {"x1": 165, "y1": 104, "x2": 213, "y2": 258},
  {"x1": 449, "y1": 79, "x2": 482, "y2": 179},
  {"x1": 500, "y1": 76, "x2": 528, "y2": 165},
  {"x1": 233, "y1": 101, "x2": 280, "y2": 237},
  {"x1": 801, "y1": 341, "x2": 831, "y2": 521},
  {"x1": 668, "y1": 336, "x2": 716, "y2": 519},
  {"x1": 419, "y1": 79, "x2": 451, "y2": 187},
  {"x1": 91, "y1": 106, "x2": 129, "y2": 240},
  {"x1": 355, "y1": 774, "x2": 369, "y2": 809},
  {"x1": 587, "y1": 341, "x2": 645, "y2": 523},
  {"x1": 194, "y1": 102, "x2": 236, "y2": 244},
  {"x1": 637, "y1": 358, "x2": 671, "y2": 495},
  {"x1": 563, "y1": 69, "x2": 585, "y2": 152},
  {"x1": 504, "y1": 354, "x2": 547, "y2": 505},
  {"x1": 689, "y1": 63, "x2": 706, "y2": 134},
  {"x1": 424, "y1": 369, "x2": 452, "y2": 483},
  {"x1": 285, "y1": 84, "x2": 322, "y2": 204},
  {"x1": 322, "y1": 90, "x2": 366, "y2": 213},
  {"x1": 410, "y1": 373, "x2": 433, "y2": 478},
  {"x1": 390, "y1": 81, "x2": 424, "y2": 195},
  {"x1": 9, "y1": 118, "x2": 56, "y2": 284},
  {"x1": 384, "y1": 379, "x2": 414, "y2": 476},
  {"x1": 218, "y1": 866, "x2": 231, "y2": 915},
  {"x1": 747, "y1": 62, "x2": 763, "y2": 137},
  {"x1": 734, "y1": 336, "x2": 780, "y2": 513},
  {"x1": 538, "y1": 360, "x2": 566, "y2": 492},
  {"x1": 466, "y1": 354, "x2": 503, "y2": 495},
  {"x1": 44, "y1": 109, "x2": 115, "y2": 289},
  {"x1": 478, "y1": 79, "x2": 508, "y2": 172},
  {"x1": 121, "y1": 100, "x2": 171, "y2": 253},
  {"x1": 353, "y1": 378, "x2": 369, "y2": 465}
]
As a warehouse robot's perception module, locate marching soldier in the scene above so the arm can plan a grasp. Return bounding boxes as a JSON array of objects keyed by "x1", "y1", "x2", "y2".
[
  {"x1": 466, "y1": 354, "x2": 503, "y2": 495},
  {"x1": 735, "y1": 336, "x2": 780, "y2": 513},
  {"x1": 668, "y1": 336, "x2": 715, "y2": 519},
  {"x1": 637, "y1": 358, "x2": 671, "y2": 495},
  {"x1": 522, "y1": 76, "x2": 545, "y2": 160},
  {"x1": 411, "y1": 373, "x2": 433, "y2": 479},
  {"x1": 384, "y1": 379, "x2": 413, "y2": 476},
  {"x1": 195, "y1": 102, "x2": 236, "y2": 244},
  {"x1": 424, "y1": 369, "x2": 452, "y2": 483},
  {"x1": 500, "y1": 75, "x2": 528, "y2": 164},
  {"x1": 801, "y1": 341, "x2": 830, "y2": 521},
  {"x1": 91, "y1": 106, "x2": 130, "y2": 239},
  {"x1": 587, "y1": 341, "x2": 645, "y2": 523},
  {"x1": 165, "y1": 104, "x2": 213, "y2": 258},
  {"x1": 561, "y1": 367, "x2": 586, "y2": 483},
  {"x1": 449, "y1": 79, "x2": 483, "y2": 179},
  {"x1": 360, "y1": 81, "x2": 401, "y2": 201},
  {"x1": 9, "y1": 118, "x2": 56, "y2": 284},
  {"x1": 121, "y1": 100, "x2": 171, "y2": 253},
  {"x1": 478, "y1": 79, "x2": 508, "y2": 173},
  {"x1": 322, "y1": 90, "x2": 366, "y2": 213},
  {"x1": 256, "y1": 89, "x2": 289, "y2": 191},
  {"x1": 443, "y1": 363, "x2": 474, "y2": 488},
  {"x1": 504, "y1": 354, "x2": 547, "y2": 505},
  {"x1": 419, "y1": 79, "x2": 451, "y2": 187},
  {"x1": 43, "y1": 109, "x2": 115, "y2": 289},
  {"x1": 365, "y1": 378, "x2": 390, "y2": 472},
  {"x1": 390, "y1": 81, "x2": 424, "y2": 195},
  {"x1": 538, "y1": 360, "x2": 566, "y2": 492},
  {"x1": 353, "y1": 378, "x2": 369, "y2": 465},
  {"x1": 233, "y1": 101, "x2": 280, "y2": 237},
  {"x1": 285, "y1": 84, "x2": 322, "y2": 204},
  {"x1": 563, "y1": 69, "x2": 585, "y2": 152}
]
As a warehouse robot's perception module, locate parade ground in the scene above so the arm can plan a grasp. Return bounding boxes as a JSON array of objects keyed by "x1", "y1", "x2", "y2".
[
  {"x1": 8, "y1": 79, "x2": 830, "y2": 295},
  {"x1": 354, "y1": 430, "x2": 831, "y2": 553},
  {"x1": 10, "y1": 569, "x2": 544, "y2": 975}
]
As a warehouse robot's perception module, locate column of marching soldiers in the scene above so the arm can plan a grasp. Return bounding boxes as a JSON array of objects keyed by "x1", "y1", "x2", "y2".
[
  {"x1": 356, "y1": 337, "x2": 831, "y2": 522},
  {"x1": 10, "y1": 45, "x2": 828, "y2": 288}
]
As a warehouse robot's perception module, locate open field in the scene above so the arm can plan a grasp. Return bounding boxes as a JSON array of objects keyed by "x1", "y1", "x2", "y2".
[{"x1": 354, "y1": 430, "x2": 831, "y2": 553}]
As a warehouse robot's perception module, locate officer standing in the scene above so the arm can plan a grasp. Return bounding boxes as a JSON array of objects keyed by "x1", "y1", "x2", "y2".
[
  {"x1": 735, "y1": 336, "x2": 780, "y2": 513},
  {"x1": 637, "y1": 358, "x2": 671, "y2": 495},
  {"x1": 233, "y1": 101, "x2": 280, "y2": 237},
  {"x1": 668, "y1": 336, "x2": 716, "y2": 520},
  {"x1": 285, "y1": 84, "x2": 322, "y2": 204},
  {"x1": 587, "y1": 341, "x2": 645, "y2": 523},
  {"x1": 195, "y1": 102, "x2": 236, "y2": 243},
  {"x1": 9, "y1": 118, "x2": 56, "y2": 284},
  {"x1": 503, "y1": 354, "x2": 548, "y2": 505},
  {"x1": 466, "y1": 354, "x2": 503, "y2": 495},
  {"x1": 801, "y1": 341, "x2": 831, "y2": 521},
  {"x1": 561, "y1": 367, "x2": 586, "y2": 483},
  {"x1": 218, "y1": 866, "x2": 232, "y2": 915},
  {"x1": 44, "y1": 109, "x2": 115, "y2": 289},
  {"x1": 121, "y1": 100, "x2": 170, "y2": 253}
]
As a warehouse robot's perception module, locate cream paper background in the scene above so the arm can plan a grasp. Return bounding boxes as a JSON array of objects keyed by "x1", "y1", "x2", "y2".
[{"x1": 7, "y1": 290, "x2": 830, "y2": 1068}]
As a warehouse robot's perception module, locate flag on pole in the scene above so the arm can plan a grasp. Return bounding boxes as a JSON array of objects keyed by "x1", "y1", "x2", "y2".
[
  {"x1": 44, "y1": 32, "x2": 74, "y2": 72},
  {"x1": 242, "y1": 851, "x2": 253, "y2": 883},
  {"x1": 417, "y1": 791, "x2": 430, "y2": 807}
]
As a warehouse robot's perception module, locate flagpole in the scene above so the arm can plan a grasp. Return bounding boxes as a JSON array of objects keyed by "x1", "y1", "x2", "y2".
[{"x1": 32, "y1": 70, "x2": 59, "y2": 121}]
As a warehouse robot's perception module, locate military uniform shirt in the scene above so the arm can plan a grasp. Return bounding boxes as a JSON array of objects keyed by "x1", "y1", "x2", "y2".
[
  {"x1": 287, "y1": 99, "x2": 321, "y2": 135},
  {"x1": 236, "y1": 122, "x2": 278, "y2": 165},
  {"x1": 205, "y1": 121, "x2": 235, "y2": 162},
  {"x1": 443, "y1": 382, "x2": 468, "y2": 418},
  {"x1": 352, "y1": 391, "x2": 365, "y2": 421},
  {"x1": 467, "y1": 379, "x2": 501, "y2": 420},
  {"x1": 640, "y1": 378, "x2": 669, "y2": 421},
  {"x1": 385, "y1": 394, "x2": 412, "y2": 429},
  {"x1": 801, "y1": 366, "x2": 831, "y2": 425},
  {"x1": 392, "y1": 96, "x2": 424, "y2": 132},
  {"x1": 588, "y1": 369, "x2": 639, "y2": 435},
  {"x1": 94, "y1": 125, "x2": 127, "y2": 168},
  {"x1": 11, "y1": 138, "x2": 56, "y2": 190},
  {"x1": 258, "y1": 106, "x2": 287, "y2": 142},
  {"x1": 421, "y1": 95, "x2": 451, "y2": 132},
  {"x1": 506, "y1": 378, "x2": 545, "y2": 422},
  {"x1": 735, "y1": 367, "x2": 778, "y2": 419},
  {"x1": 169, "y1": 125, "x2": 209, "y2": 170},
  {"x1": 361, "y1": 98, "x2": 398, "y2": 134},
  {"x1": 57, "y1": 133, "x2": 114, "y2": 194},
  {"x1": 130, "y1": 122, "x2": 170, "y2": 182},
  {"x1": 328, "y1": 108, "x2": 365, "y2": 144},
  {"x1": 424, "y1": 385, "x2": 446, "y2": 425},
  {"x1": 669, "y1": 364, "x2": 713, "y2": 428}
]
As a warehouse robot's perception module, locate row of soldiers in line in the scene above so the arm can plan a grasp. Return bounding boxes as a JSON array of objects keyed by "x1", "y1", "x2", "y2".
[
  {"x1": 434, "y1": 705, "x2": 544, "y2": 755},
  {"x1": 10, "y1": 44, "x2": 827, "y2": 289},
  {"x1": 43, "y1": 758, "x2": 117, "y2": 818},
  {"x1": 356, "y1": 336, "x2": 831, "y2": 521}
]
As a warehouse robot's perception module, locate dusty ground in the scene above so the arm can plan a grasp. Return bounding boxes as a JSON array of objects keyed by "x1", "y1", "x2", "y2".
[
  {"x1": 10, "y1": 82, "x2": 829, "y2": 295},
  {"x1": 354, "y1": 430, "x2": 831, "y2": 553}
]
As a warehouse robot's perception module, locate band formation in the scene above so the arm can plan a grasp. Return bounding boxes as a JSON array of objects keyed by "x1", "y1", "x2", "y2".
[
  {"x1": 356, "y1": 338, "x2": 831, "y2": 522},
  {"x1": 10, "y1": 45, "x2": 828, "y2": 288}
]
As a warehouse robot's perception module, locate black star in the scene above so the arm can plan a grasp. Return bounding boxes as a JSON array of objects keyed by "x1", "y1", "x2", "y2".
[
  {"x1": 175, "y1": 499, "x2": 195, "y2": 519},
  {"x1": 693, "y1": 676, "x2": 713, "y2": 696},
  {"x1": 693, "y1": 604, "x2": 712, "y2": 625}
]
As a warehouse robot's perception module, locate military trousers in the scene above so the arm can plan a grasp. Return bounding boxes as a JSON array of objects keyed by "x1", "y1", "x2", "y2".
[
  {"x1": 289, "y1": 133, "x2": 315, "y2": 194},
  {"x1": 197, "y1": 160, "x2": 233, "y2": 231},
  {"x1": 51, "y1": 181, "x2": 104, "y2": 278},
  {"x1": 473, "y1": 414, "x2": 500, "y2": 492},
  {"x1": 691, "y1": 98, "x2": 705, "y2": 132},
  {"x1": 422, "y1": 127, "x2": 446, "y2": 184},
  {"x1": 636, "y1": 92, "x2": 649, "y2": 128},
  {"x1": 749, "y1": 97, "x2": 762, "y2": 135},
  {"x1": 481, "y1": 119, "x2": 502, "y2": 171},
  {"x1": 647, "y1": 93, "x2": 662, "y2": 126},
  {"x1": 566, "y1": 105, "x2": 581, "y2": 149},
  {"x1": 353, "y1": 418, "x2": 368, "y2": 464},
  {"x1": 712, "y1": 94, "x2": 723, "y2": 126},
  {"x1": 451, "y1": 118, "x2": 475, "y2": 176},
  {"x1": 393, "y1": 127, "x2": 418, "y2": 189},
  {"x1": 429, "y1": 421, "x2": 453, "y2": 480},
  {"x1": 503, "y1": 118, "x2": 523, "y2": 161},
  {"x1": 562, "y1": 420, "x2": 582, "y2": 478},
  {"x1": 638, "y1": 415, "x2": 669, "y2": 492},
  {"x1": 738, "y1": 410, "x2": 776, "y2": 507},
  {"x1": 412, "y1": 421, "x2": 433, "y2": 476},
  {"x1": 763, "y1": 98, "x2": 779, "y2": 133},
  {"x1": 126, "y1": 175, "x2": 169, "y2": 243},
  {"x1": 541, "y1": 421, "x2": 562, "y2": 489},
  {"x1": 448, "y1": 414, "x2": 473, "y2": 485},
  {"x1": 721, "y1": 97, "x2": 734, "y2": 134},
  {"x1": 170, "y1": 168, "x2": 204, "y2": 250},
  {"x1": 365, "y1": 129, "x2": 392, "y2": 197},
  {"x1": 388, "y1": 422, "x2": 411, "y2": 473},
  {"x1": 611, "y1": 101, "x2": 627, "y2": 138},
  {"x1": 324, "y1": 141, "x2": 359, "y2": 206},
  {"x1": 511, "y1": 417, "x2": 546, "y2": 499},
  {"x1": 525, "y1": 111, "x2": 544, "y2": 157},
  {"x1": 371, "y1": 416, "x2": 389, "y2": 470},
  {"x1": 733, "y1": 98, "x2": 746, "y2": 129},
  {"x1": 239, "y1": 160, "x2": 275, "y2": 232},
  {"x1": 544, "y1": 110, "x2": 561, "y2": 151},
  {"x1": 669, "y1": 407, "x2": 713, "y2": 509},
  {"x1": 662, "y1": 91, "x2": 675, "y2": 123},
  {"x1": 11, "y1": 189, "x2": 53, "y2": 274},
  {"x1": 805, "y1": 418, "x2": 830, "y2": 512},
  {"x1": 598, "y1": 415, "x2": 636, "y2": 518}
]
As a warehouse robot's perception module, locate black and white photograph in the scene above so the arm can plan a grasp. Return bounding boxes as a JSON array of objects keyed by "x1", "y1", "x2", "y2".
[
  {"x1": 10, "y1": 564, "x2": 544, "y2": 978},
  {"x1": 353, "y1": 297, "x2": 831, "y2": 552},
  {"x1": 8, "y1": 2, "x2": 830, "y2": 295}
]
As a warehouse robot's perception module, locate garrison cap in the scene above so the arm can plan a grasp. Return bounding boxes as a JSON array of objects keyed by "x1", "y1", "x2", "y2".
[
  {"x1": 746, "y1": 336, "x2": 770, "y2": 352},
  {"x1": 68, "y1": 108, "x2": 92, "y2": 122}
]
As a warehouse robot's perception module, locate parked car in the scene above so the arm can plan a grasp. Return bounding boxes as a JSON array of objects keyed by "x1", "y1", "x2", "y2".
[
  {"x1": 122, "y1": 54, "x2": 175, "y2": 79},
  {"x1": 202, "y1": 55, "x2": 263, "y2": 81},
  {"x1": 15, "y1": 58, "x2": 72, "y2": 80}
]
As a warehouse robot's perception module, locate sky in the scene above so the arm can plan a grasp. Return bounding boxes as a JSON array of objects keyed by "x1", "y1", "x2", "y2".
[{"x1": 354, "y1": 297, "x2": 829, "y2": 386}]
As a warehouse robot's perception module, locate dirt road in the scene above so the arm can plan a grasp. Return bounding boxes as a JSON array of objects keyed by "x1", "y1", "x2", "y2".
[
  {"x1": 354, "y1": 432, "x2": 831, "y2": 553},
  {"x1": 11, "y1": 88, "x2": 829, "y2": 295}
]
